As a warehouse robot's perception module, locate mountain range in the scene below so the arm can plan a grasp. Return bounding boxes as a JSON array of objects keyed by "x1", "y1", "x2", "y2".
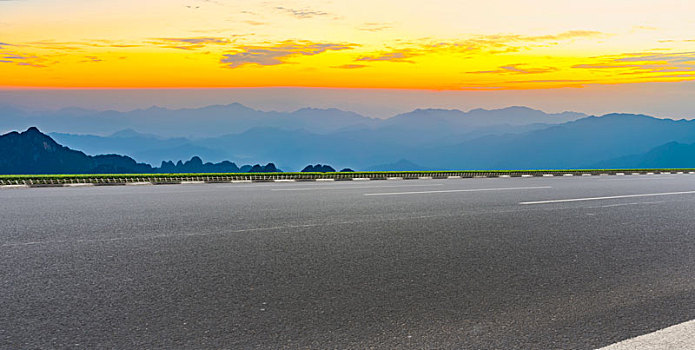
[
  {"x1": 2, "y1": 103, "x2": 695, "y2": 172},
  {"x1": 1, "y1": 104, "x2": 583, "y2": 138},
  {"x1": 0, "y1": 128, "x2": 280, "y2": 175}
]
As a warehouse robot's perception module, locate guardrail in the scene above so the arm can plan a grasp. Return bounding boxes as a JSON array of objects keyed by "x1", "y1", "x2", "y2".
[{"x1": 1, "y1": 169, "x2": 694, "y2": 187}]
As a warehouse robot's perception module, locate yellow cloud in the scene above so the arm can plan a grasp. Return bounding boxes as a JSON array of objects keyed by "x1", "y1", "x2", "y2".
[
  {"x1": 356, "y1": 51, "x2": 418, "y2": 63},
  {"x1": 572, "y1": 51, "x2": 695, "y2": 76},
  {"x1": 467, "y1": 64, "x2": 558, "y2": 74},
  {"x1": 221, "y1": 41, "x2": 357, "y2": 68},
  {"x1": 150, "y1": 37, "x2": 233, "y2": 50}
]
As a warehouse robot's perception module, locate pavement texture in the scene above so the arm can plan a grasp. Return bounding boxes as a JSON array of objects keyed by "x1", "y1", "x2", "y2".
[{"x1": 1, "y1": 175, "x2": 694, "y2": 349}]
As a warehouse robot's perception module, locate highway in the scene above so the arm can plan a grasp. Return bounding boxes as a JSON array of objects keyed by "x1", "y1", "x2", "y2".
[{"x1": 1, "y1": 175, "x2": 694, "y2": 349}]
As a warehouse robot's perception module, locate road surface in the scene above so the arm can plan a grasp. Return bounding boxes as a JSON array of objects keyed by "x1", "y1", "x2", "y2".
[{"x1": 1, "y1": 175, "x2": 694, "y2": 349}]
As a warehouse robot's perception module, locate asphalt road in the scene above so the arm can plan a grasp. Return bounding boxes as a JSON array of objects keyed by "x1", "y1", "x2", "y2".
[{"x1": 1, "y1": 175, "x2": 694, "y2": 349}]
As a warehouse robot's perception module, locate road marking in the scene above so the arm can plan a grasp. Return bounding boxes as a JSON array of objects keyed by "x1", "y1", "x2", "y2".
[
  {"x1": 272, "y1": 184, "x2": 444, "y2": 191},
  {"x1": 598, "y1": 200, "x2": 664, "y2": 208},
  {"x1": 125, "y1": 182, "x2": 153, "y2": 186},
  {"x1": 181, "y1": 181, "x2": 205, "y2": 184},
  {"x1": 273, "y1": 179, "x2": 296, "y2": 183},
  {"x1": 364, "y1": 186, "x2": 551, "y2": 196},
  {"x1": 520, "y1": 190, "x2": 695, "y2": 205},
  {"x1": 597, "y1": 319, "x2": 695, "y2": 350},
  {"x1": 448, "y1": 176, "x2": 462, "y2": 179},
  {"x1": 63, "y1": 183, "x2": 94, "y2": 187},
  {"x1": 598, "y1": 177, "x2": 674, "y2": 182},
  {"x1": 316, "y1": 178, "x2": 335, "y2": 182},
  {"x1": 352, "y1": 178, "x2": 370, "y2": 181}
]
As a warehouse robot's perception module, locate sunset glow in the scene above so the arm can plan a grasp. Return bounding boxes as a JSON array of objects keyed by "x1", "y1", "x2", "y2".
[{"x1": 2, "y1": 0, "x2": 695, "y2": 90}]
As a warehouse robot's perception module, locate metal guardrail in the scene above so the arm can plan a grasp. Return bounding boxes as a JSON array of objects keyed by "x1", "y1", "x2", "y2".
[{"x1": 1, "y1": 169, "x2": 694, "y2": 187}]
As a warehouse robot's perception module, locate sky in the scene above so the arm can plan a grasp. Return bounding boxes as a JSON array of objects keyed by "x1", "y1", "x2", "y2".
[{"x1": 1, "y1": 0, "x2": 695, "y2": 117}]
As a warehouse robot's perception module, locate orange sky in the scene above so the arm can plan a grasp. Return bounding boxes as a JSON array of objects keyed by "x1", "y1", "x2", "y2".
[{"x1": 1, "y1": 0, "x2": 695, "y2": 90}]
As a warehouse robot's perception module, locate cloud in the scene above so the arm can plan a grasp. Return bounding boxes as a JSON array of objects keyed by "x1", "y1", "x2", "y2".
[
  {"x1": 25, "y1": 41, "x2": 83, "y2": 51},
  {"x1": 615, "y1": 51, "x2": 695, "y2": 63},
  {"x1": 81, "y1": 55, "x2": 103, "y2": 63},
  {"x1": 449, "y1": 30, "x2": 603, "y2": 47},
  {"x1": 467, "y1": 64, "x2": 558, "y2": 74},
  {"x1": 16, "y1": 62, "x2": 46, "y2": 68},
  {"x1": 349, "y1": 30, "x2": 604, "y2": 67},
  {"x1": 275, "y1": 6, "x2": 329, "y2": 19},
  {"x1": 633, "y1": 25, "x2": 658, "y2": 31},
  {"x1": 244, "y1": 20, "x2": 265, "y2": 26},
  {"x1": 572, "y1": 51, "x2": 695, "y2": 76},
  {"x1": 221, "y1": 41, "x2": 356, "y2": 68},
  {"x1": 359, "y1": 23, "x2": 392, "y2": 32},
  {"x1": 449, "y1": 30, "x2": 604, "y2": 52},
  {"x1": 152, "y1": 37, "x2": 232, "y2": 50},
  {"x1": 24, "y1": 39, "x2": 143, "y2": 50},
  {"x1": 332, "y1": 64, "x2": 368, "y2": 69},
  {"x1": 523, "y1": 30, "x2": 604, "y2": 41},
  {"x1": 0, "y1": 49, "x2": 46, "y2": 68},
  {"x1": 356, "y1": 51, "x2": 417, "y2": 63},
  {"x1": 505, "y1": 79, "x2": 589, "y2": 83}
]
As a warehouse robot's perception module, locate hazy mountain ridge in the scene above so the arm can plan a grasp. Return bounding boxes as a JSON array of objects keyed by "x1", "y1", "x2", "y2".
[
  {"x1": 37, "y1": 105, "x2": 577, "y2": 168},
  {"x1": 593, "y1": 141, "x2": 695, "y2": 168},
  {"x1": 3, "y1": 103, "x2": 380, "y2": 137},
  {"x1": 44, "y1": 112, "x2": 695, "y2": 170},
  {"x1": 5, "y1": 105, "x2": 695, "y2": 171},
  {"x1": 406, "y1": 113, "x2": 695, "y2": 169},
  {"x1": 2, "y1": 103, "x2": 583, "y2": 138}
]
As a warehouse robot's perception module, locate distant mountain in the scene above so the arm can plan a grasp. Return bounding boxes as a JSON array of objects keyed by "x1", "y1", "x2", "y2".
[
  {"x1": 6, "y1": 106, "x2": 695, "y2": 172},
  {"x1": 593, "y1": 141, "x2": 695, "y2": 168},
  {"x1": 2, "y1": 103, "x2": 582, "y2": 138},
  {"x1": 0, "y1": 128, "x2": 282, "y2": 174},
  {"x1": 3, "y1": 103, "x2": 379, "y2": 137},
  {"x1": 47, "y1": 121, "x2": 554, "y2": 172},
  {"x1": 50, "y1": 130, "x2": 227, "y2": 165},
  {"x1": 365, "y1": 159, "x2": 430, "y2": 171},
  {"x1": 301, "y1": 164, "x2": 336, "y2": 172},
  {"x1": 2, "y1": 104, "x2": 587, "y2": 169},
  {"x1": 0, "y1": 127, "x2": 154, "y2": 174},
  {"x1": 407, "y1": 113, "x2": 695, "y2": 169},
  {"x1": 40, "y1": 112, "x2": 695, "y2": 171},
  {"x1": 383, "y1": 106, "x2": 584, "y2": 131},
  {"x1": 159, "y1": 157, "x2": 279, "y2": 173}
]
